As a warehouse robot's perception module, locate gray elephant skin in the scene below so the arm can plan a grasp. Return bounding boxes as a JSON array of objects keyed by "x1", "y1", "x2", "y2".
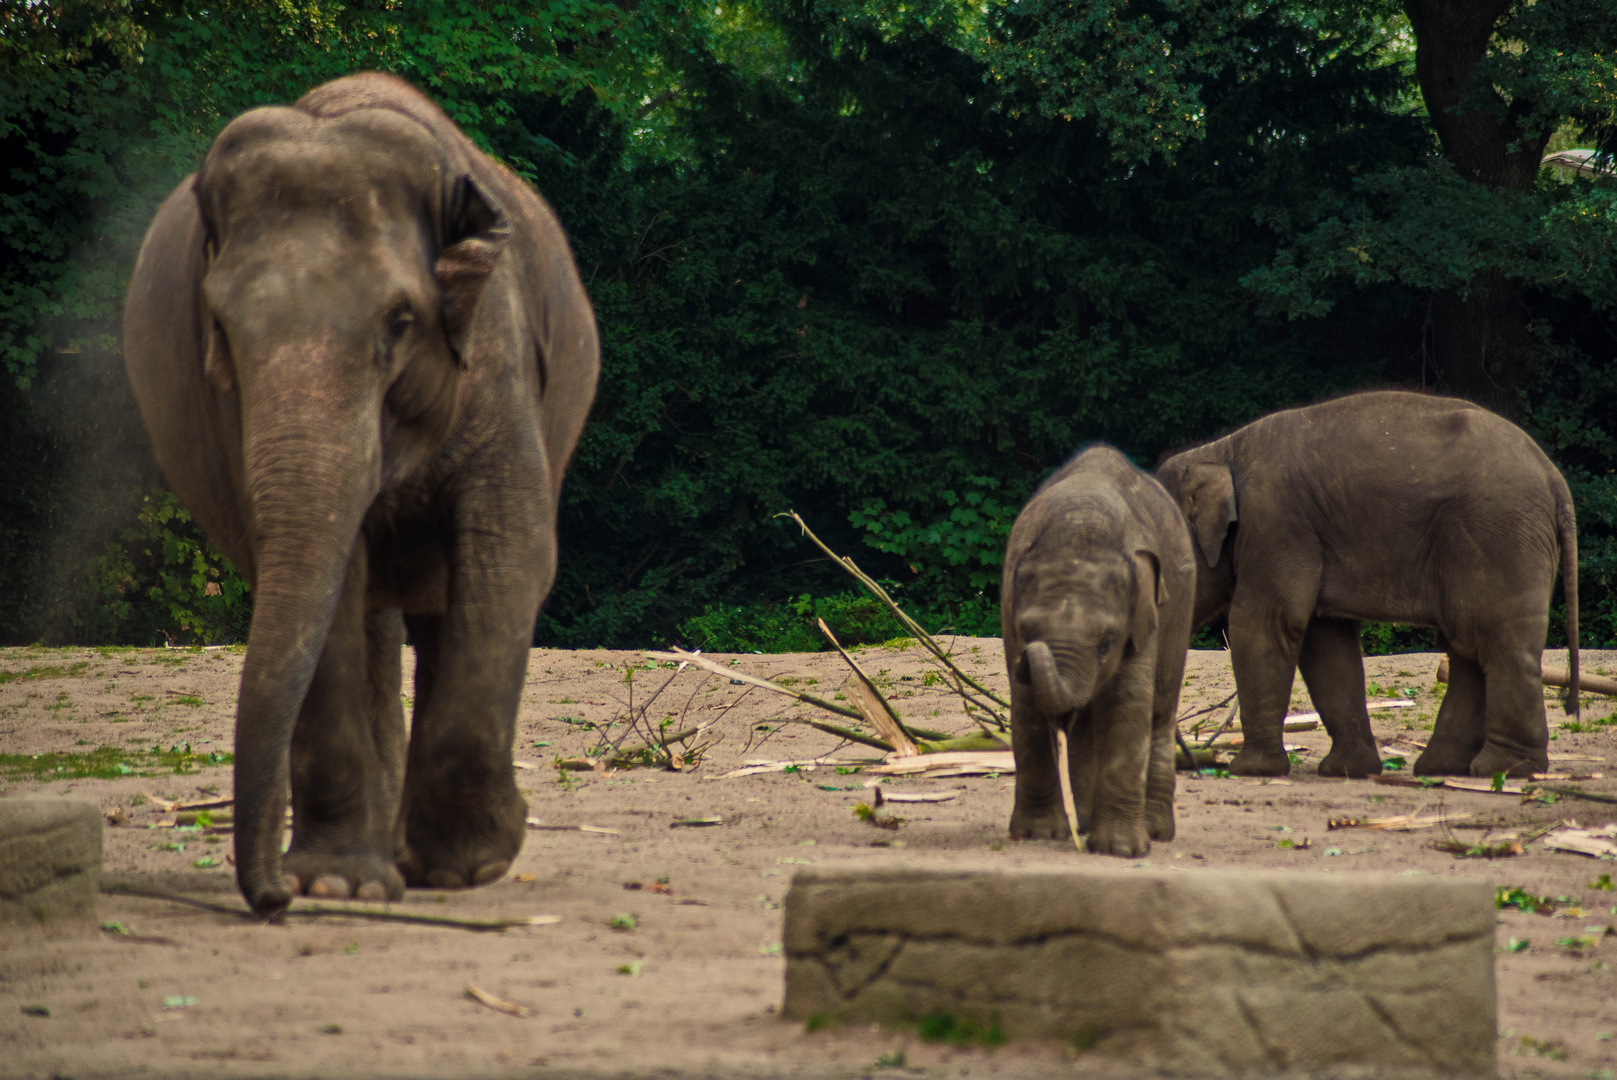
[
  {"x1": 123, "y1": 73, "x2": 600, "y2": 914},
  {"x1": 1156, "y1": 390, "x2": 1577, "y2": 780},
  {"x1": 1003, "y1": 446, "x2": 1197, "y2": 856}
]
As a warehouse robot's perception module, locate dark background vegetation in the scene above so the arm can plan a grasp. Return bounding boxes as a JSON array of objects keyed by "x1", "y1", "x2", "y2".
[{"x1": 2, "y1": 0, "x2": 1614, "y2": 652}]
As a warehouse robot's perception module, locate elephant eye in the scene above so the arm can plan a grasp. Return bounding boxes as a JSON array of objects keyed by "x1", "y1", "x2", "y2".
[
  {"x1": 1097, "y1": 636, "x2": 1114, "y2": 657},
  {"x1": 384, "y1": 305, "x2": 414, "y2": 345}
]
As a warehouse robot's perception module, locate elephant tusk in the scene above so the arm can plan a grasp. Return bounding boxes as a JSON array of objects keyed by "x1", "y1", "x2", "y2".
[{"x1": 1054, "y1": 728, "x2": 1083, "y2": 854}]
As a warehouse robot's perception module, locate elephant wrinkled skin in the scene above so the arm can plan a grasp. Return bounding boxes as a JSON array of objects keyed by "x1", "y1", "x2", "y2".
[
  {"x1": 1156, "y1": 391, "x2": 1577, "y2": 780},
  {"x1": 123, "y1": 74, "x2": 599, "y2": 915},
  {"x1": 1003, "y1": 446, "x2": 1197, "y2": 857}
]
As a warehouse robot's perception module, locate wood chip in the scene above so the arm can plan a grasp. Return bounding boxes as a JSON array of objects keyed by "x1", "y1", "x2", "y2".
[
  {"x1": 512, "y1": 760, "x2": 536, "y2": 770},
  {"x1": 878, "y1": 791, "x2": 959, "y2": 804},
  {"x1": 465, "y1": 983, "x2": 531, "y2": 1017},
  {"x1": 669, "y1": 817, "x2": 722, "y2": 827}
]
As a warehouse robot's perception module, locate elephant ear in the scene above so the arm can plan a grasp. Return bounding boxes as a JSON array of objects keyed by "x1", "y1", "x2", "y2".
[
  {"x1": 434, "y1": 173, "x2": 510, "y2": 367},
  {"x1": 1184, "y1": 462, "x2": 1237, "y2": 568},
  {"x1": 1129, "y1": 550, "x2": 1164, "y2": 648}
]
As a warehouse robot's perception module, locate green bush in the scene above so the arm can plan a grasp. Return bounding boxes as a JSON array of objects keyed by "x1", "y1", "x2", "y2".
[{"x1": 78, "y1": 491, "x2": 251, "y2": 646}]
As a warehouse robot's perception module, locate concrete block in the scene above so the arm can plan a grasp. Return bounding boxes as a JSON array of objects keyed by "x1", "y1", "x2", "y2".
[
  {"x1": 784, "y1": 863, "x2": 1495, "y2": 1077},
  {"x1": 0, "y1": 799, "x2": 102, "y2": 924}
]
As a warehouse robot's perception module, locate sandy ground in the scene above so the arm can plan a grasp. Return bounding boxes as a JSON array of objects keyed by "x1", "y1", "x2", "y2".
[{"x1": 2, "y1": 640, "x2": 1616, "y2": 1079}]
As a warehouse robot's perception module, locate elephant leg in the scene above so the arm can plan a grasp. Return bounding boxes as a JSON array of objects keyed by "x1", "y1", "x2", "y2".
[
  {"x1": 1224, "y1": 590, "x2": 1311, "y2": 777},
  {"x1": 396, "y1": 489, "x2": 542, "y2": 889},
  {"x1": 1299, "y1": 618, "x2": 1381, "y2": 778},
  {"x1": 1415, "y1": 652, "x2": 1485, "y2": 775},
  {"x1": 1471, "y1": 637, "x2": 1550, "y2": 778},
  {"x1": 1085, "y1": 678, "x2": 1154, "y2": 857},
  {"x1": 1008, "y1": 679, "x2": 1069, "y2": 841},
  {"x1": 1144, "y1": 708, "x2": 1177, "y2": 842},
  {"x1": 283, "y1": 547, "x2": 406, "y2": 901}
]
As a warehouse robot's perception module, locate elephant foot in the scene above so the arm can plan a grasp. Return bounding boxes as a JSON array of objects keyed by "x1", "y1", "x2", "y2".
[
  {"x1": 1318, "y1": 744, "x2": 1382, "y2": 779},
  {"x1": 1009, "y1": 804, "x2": 1074, "y2": 842},
  {"x1": 1413, "y1": 743, "x2": 1476, "y2": 776},
  {"x1": 400, "y1": 783, "x2": 527, "y2": 889},
  {"x1": 282, "y1": 851, "x2": 405, "y2": 902},
  {"x1": 1469, "y1": 743, "x2": 1547, "y2": 780},
  {"x1": 1086, "y1": 819, "x2": 1150, "y2": 858},
  {"x1": 1227, "y1": 749, "x2": 1291, "y2": 777},
  {"x1": 1146, "y1": 800, "x2": 1175, "y2": 841}
]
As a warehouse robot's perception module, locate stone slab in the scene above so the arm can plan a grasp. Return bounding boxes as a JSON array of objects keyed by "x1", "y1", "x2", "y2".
[
  {"x1": 784, "y1": 863, "x2": 1495, "y2": 1077},
  {"x1": 0, "y1": 799, "x2": 102, "y2": 924}
]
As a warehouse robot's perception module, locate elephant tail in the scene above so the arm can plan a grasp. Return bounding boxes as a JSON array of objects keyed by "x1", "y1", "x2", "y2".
[{"x1": 1558, "y1": 484, "x2": 1580, "y2": 717}]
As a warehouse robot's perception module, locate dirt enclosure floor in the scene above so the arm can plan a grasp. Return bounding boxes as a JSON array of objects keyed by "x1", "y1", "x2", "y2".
[{"x1": 2, "y1": 641, "x2": 1617, "y2": 1080}]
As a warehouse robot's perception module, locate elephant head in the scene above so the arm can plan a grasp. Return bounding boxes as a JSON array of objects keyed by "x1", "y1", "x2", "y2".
[
  {"x1": 193, "y1": 105, "x2": 508, "y2": 912},
  {"x1": 1011, "y1": 535, "x2": 1167, "y2": 724}
]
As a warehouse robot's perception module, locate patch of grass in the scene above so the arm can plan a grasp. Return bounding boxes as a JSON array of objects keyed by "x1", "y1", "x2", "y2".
[
  {"x1": 0, "y1": 661, "x2": 90, "y2": 685},
  {"x1": 0, "y1": 744, "x2": 232, "y2": 781},
  {"x1": 917, "y1": 1012, "x2": 1005, "y2": 1048}
]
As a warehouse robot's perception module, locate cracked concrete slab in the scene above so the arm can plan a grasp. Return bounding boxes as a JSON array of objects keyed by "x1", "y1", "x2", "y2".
[
  {"x1": 0, "y1": 798, "x2": 102, "y2": 924},
  {"x1": 784, "y1": 862, "x2": 1495, "y2": 1077}
]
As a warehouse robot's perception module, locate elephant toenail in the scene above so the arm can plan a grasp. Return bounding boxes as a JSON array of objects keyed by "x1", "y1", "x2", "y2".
[
  {"x1": 282, "y1": 873, "x2": 302, "y2": 895},
  {"x1": 472, "y1": 860, "x2": 509, "y2": 886},
  {"x1": 354, "y1": 882, "x2": 389, "y2": 902},
  {"x1": 426, "y1": 869, "x2": 466, "y2": 889},
  {"x1": 309, "y1": 875, "x2": 351, "y2": 898}
]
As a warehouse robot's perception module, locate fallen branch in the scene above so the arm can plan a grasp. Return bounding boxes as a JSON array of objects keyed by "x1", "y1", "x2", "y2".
[
  {"x1": 1536, "y1": 784, "x2": 1617, "y2": 805},
  {"x1": 1200, "y1": 697, "x2": 1240, "y2": 750},
  {"x1": 818, "y1": 618, "x2": 918, "y2": 754},
  {"x1": 800, "y1": 719, "x2": 892, "y2": 752},
  {"x1": 100, "y1": 885, "x2": 562, "y2": 930},
  {"x1": 1437, "y1": 656, "x2": 1617, "y2": 697},
  {"x1": 646, "y1": 647, "x2": 866, "y2": 723},
  {"x1": 776, "y1": 511, "x2": 1009, "y2": 729}
]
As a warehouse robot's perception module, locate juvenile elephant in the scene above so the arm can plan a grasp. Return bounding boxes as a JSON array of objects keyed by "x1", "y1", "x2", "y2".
[
  {"x1": 123, "y1": 74, "x2": 599, "y2": 915},
  {"x1": 1156, "y1": 391, "x2": 1577, "y2": 780},
  {"x1": 1004, "y1": 446, "x2": 1197, "y2": 856}
]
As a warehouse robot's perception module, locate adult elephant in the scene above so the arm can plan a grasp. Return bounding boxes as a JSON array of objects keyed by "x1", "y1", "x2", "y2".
[
  {"x1": 123, "y1": 73, "x2": 599, "y2": 915},
  {"x1": 1156, "y1": 391, "x2": 1577, "y2": 780}
]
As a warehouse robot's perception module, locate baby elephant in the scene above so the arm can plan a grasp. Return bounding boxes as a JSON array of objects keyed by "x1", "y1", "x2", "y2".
[
  {"x1": 1004, "y1": 446, "x2": 1197, "y2": 856},
  {"x1": 1156, "y1": 390, "x2": 1578, "y2": 780}
]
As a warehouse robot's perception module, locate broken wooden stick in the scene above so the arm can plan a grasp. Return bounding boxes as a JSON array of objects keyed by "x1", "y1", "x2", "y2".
[
  {"x1": 647, "y1": 647, "x2": 868, "y2": 722},
  {"x1": 1055, "y1": 728, "x2": 1083, "y2": 854},
  {"x1": 776, "y1": 510, "x2": 1010, "y2": 729},
  {"x1": 466, "y1": 983, "x2": 532, "y2": 1017},
  {"x1": 1200, "y1": 696, "x2": 1240, "y2": 750},
  {"x1": 818, "y1": 617, "x2": 919, "y2": 755},
  {"x1": 1437, "y1": 656, "x2": 1616, "y2": 697}
]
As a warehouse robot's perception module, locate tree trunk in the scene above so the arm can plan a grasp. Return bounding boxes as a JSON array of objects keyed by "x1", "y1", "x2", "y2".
[{"x1": 1403, "y1": 0, "x2": 1552, "y2": 417}]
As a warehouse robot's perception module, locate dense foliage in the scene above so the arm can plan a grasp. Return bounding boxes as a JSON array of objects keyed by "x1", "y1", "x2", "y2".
[{"x1": 2, "y1": 0, "x2": 1614, "y2": 650}]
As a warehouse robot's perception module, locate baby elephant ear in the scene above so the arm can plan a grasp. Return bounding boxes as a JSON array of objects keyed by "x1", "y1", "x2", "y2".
[
  {"x1": 1130, "y1": 550, "x2": 1164, "y2": 648},
  {"x1": 434, "y1": 174, "x2": 510, "y2": 366},
  {"x1": 1184, "y1": 462, "x2": 1237, "y2": 568}
]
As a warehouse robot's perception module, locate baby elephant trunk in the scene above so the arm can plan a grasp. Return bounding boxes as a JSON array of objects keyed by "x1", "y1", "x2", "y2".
[{"x1": 1024, "y1": 640, "x2": 1082, "y2": 717}]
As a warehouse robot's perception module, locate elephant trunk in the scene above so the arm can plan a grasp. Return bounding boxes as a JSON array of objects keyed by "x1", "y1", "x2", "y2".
[
  {"x1": 1025, "y1": 640, "x2": 1090, "y2": 717},
  {"x1": 233, "y1": 381, "x2": 381, "y2": 915}
]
